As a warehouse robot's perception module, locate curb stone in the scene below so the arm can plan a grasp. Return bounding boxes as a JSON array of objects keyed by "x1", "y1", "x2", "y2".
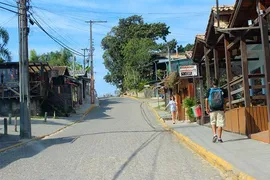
[
  {"x1": 0, "y1": 105, "x2": 97, "y2": 153},
  {"x1": 125, "y1": 96, "x2": 255, "y2": 180}
]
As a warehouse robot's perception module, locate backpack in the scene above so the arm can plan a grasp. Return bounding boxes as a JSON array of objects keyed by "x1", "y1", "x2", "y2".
[{"x1": 208, "y1": 88, "x2": 224, "y2": 110}]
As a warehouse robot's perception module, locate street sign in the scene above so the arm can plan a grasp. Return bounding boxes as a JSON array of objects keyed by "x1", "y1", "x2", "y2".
[{"x1": 179, "y1": 65, "x2": 198, "y2": 77}]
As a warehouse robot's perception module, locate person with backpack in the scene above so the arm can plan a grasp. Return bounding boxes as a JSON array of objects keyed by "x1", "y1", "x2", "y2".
[
  {"x1": 166, "y1": 96, "x2": 178, "y2": 124},
  {"x1": 205, "y1": 79, "x2": 228, "y2": 143}
]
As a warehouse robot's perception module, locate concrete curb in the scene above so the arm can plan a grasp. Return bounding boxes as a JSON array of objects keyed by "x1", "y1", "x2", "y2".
[
  {"x1": 0, "y1": 105, "x2": 97, "y2": 153},
  {"x1": 126, "y1": 96, "x2": 255, "y2": 180}
]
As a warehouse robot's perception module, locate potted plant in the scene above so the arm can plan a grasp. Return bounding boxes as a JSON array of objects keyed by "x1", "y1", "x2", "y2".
[{"x1": 183, "y1": 97, "x2": 196, "y2": 122}]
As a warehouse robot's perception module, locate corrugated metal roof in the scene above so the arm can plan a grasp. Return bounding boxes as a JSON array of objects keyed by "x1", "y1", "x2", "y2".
[
  {"x1": 52, "y1": 66, "x2": 70, "y2": 76},
  {"x1": 70, "y1": 70, "x2": 86, "y2": 77}
]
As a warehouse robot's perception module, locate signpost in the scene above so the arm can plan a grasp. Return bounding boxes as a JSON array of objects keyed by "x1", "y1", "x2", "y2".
[{"x1": 179, "y1": 65, "x2": 198, "y2": 77}]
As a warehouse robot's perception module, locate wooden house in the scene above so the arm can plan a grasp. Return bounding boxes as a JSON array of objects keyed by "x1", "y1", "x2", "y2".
[
  {"x1": 0, "y1": 62, "x2": 51, "y2": 116},
  {"x1": 191, "y1": 0, "x2": 270, "y2": 143}
]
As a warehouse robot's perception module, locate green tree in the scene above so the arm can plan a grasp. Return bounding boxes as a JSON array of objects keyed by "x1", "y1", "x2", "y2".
[
  {"x1": 177, "y1": 45, "x2": 184, "y2": 53},
  {"x1": 0, "y1": 27, "x2": 11, "y2": 62},
  {"x1": 184, "y1": 43, "x2": 194, "y2": 51},
  {"x1": 29, "y1": 49, "x2": 39, "y2": 62},
  {"x1": 102, "y1": 15, "x2": 170, "y2": 91}
]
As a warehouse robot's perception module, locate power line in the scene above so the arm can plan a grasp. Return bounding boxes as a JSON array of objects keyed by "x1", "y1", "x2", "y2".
[
  {"x1": 29, "y1": 12, "x2": 83, "y2": 56},
  {"x1": 0, "y1": 2, "x2": 17, "y2": 8},
  {"x1": 29, "y1": 8, "x2": 81, "y2": 49},
  {"x1": 0, "y1": 14, "x2": 17, "y2": 26},
  {"x1": 0, "y1": 5, "x2": 20, "y2": 14}
]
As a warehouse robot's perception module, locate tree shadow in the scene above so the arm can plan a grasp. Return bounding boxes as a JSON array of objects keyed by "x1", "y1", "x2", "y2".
[
  {"x1": 0, "y1": 136, "x2": 76, "y2": 169},
  {"x1": 112, "y1": 132, "x2": 163, "y2": 180}
]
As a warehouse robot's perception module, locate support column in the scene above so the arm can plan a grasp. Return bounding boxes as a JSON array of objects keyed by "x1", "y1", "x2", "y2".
[
  {"x1": 240, "y1": 38, "x2": 251, "y2": 107},
  {"x1": 199, "y1": 63, "x2": 205, "y2": 125},
  {"x1": 213, "y1": 48, "x2": 219, "y2": 79},
  {"x1": 204, "y1": 47, "x2": 211, "y2": 89},
  {"x1": 224, "y1": 36, "x2": 233, "y2": 109},
  {"x1": 259, "y1": 15, "x2": 270, "y2": 143}
]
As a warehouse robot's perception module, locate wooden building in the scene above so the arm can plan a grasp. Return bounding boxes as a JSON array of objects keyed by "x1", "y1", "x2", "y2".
[
  {"x1": 0, "y1": 62, "x2": 51, "y2": 116},
  {"x1": 191, "y1": 1, "x2": 270, "y2": 143}
]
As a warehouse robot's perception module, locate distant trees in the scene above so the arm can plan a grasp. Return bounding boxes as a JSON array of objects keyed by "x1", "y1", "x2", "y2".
[
  {"x1": 0, "y1": 27, "x2": 11, "y2": 63},
  {"x1": 29, "y1": 48, "x2": 82, "y2": 70},
  {"x1": 177, "y1": 43, "x2": 194, "y2": 53}
]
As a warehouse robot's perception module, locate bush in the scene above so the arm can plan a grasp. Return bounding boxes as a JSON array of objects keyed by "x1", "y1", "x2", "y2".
[{"x1": 183, "y1": 97, "x2": 196, "y2": 121}]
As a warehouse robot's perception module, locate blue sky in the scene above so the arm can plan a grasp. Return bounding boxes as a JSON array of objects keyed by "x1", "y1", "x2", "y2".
[{"x1": 1, "y1": 0, "x2": 235, "y2": 96}]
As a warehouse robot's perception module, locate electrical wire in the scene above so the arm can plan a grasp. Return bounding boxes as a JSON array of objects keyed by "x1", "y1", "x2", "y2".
[
  {"x1": 29, "y1": 12, "x2": 83, "y2": 56},
  {"x1": 29, "y1": 8, "x2": 81, "y2": 49},
  {"x1": 0, "y1": 2, "x2": 17, "y2": 8},
  {"x1": 0, "y1": 14, "x2": 17, "y2": 26},
  {"x1": 0, "y1": 5, "x2": 19, "y2": 14}
]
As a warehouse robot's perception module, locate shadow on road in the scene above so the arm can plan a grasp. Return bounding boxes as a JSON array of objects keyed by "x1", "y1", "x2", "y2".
[
  {"x1": 0, "y1": 137, "x2": 76, "y2": 169},
  {"x1": 112, "y1": 132, "x2": 163, "y2": 180}
]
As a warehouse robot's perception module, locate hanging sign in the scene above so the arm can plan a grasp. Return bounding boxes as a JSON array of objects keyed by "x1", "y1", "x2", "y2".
[{"x1": 179, "y1": 65, "x2": 198, "y2": 77}]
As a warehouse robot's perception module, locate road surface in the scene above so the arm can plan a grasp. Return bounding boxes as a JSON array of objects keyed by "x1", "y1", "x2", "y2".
[{"x1": 0, "y1": 98, "x2": 222, "y2": 180}]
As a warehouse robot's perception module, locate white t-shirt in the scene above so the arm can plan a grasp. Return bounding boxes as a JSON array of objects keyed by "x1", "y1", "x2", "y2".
[{"x1": 169, "y1": 100, "x2": 177, "y2": 112}]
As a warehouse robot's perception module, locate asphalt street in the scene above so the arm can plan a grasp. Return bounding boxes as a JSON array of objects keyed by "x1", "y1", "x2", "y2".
[{"x1": 0, "y1": 98, "x2": 222, "y2": 180}]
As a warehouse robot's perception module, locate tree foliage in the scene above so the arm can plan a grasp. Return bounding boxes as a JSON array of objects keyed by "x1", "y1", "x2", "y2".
[
  {"x1": 0, "y1": 27, "x2": 11, "y2": 62},
  {"x1": 102, "y1": 15, "x2": 170, "y2": 91},
  {"x1": 29, "y1": 48, "x2": 82, "y2": 70}
]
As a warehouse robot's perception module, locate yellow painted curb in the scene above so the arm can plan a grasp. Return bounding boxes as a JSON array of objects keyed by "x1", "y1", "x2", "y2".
[
  {"x1": 147, "y1": 102, "x2": 255, "y2": 180},
  {"x1": 0, "y1": 105, "x2": 97, "y2": 153}
]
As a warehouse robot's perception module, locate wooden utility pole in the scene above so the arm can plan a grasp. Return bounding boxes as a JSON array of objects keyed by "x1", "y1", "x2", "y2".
[
  {"x1": 73, "y1": 55, "x2": 76, "y2": 78},
  {"x1": 86, "y1": 20, "x2": 107, "y2": 104},
  {"x1": 19, "y1": 0, "x2": 31, "y2": 138},
  {"x1": 81, "y1": 48, "x2": 89, "y2": 71}
]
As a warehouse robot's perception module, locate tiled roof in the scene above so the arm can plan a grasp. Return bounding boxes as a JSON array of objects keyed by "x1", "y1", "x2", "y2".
[
  {"x1": 212, "y1": 5, "x2": 234, "y2": 13},
  {"x1": 196, "y1": 34, "x2": 205, "y2": 41}
]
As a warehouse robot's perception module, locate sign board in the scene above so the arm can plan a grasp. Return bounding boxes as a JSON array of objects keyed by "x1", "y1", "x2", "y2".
[{"x1": 179, "y1": 65, "x2": 198, "y2": 77}]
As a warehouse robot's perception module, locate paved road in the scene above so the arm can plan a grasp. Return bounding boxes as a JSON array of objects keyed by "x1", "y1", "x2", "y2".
[{"x1": 0, "y1": 98, "x2": 222, "y2": 180}]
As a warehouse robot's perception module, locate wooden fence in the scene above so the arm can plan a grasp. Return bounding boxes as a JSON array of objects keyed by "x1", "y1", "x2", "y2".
[{"x1": 224, "y1": 106, "x2": 268, "y2": 135}]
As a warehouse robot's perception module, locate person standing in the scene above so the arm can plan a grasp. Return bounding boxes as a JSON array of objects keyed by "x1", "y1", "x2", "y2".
[
  {"x1": 205, "y1": 79, "x2": 228, "y2": 143},
  {"x1": 166, "y1": 96, "x2": 177, "y2": 124}
]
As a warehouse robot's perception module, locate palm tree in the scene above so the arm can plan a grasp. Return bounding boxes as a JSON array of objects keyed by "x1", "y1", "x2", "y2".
[{"x1": 0, "y1": 26, "x2": 11, "y2": 63}]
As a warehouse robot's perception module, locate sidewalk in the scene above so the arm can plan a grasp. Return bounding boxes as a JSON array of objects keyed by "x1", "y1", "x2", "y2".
[
  {"x1": 0, "y1": 95, "x2": 99, "y2": 151},
  {"x1": 145, "y1": 97, "x2": 270, "y2": 180}
]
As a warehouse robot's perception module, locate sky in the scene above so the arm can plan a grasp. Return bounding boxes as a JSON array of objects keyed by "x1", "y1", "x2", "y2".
[{"x1": 0, "y1": 0, "x2": 236, "y2": 96}]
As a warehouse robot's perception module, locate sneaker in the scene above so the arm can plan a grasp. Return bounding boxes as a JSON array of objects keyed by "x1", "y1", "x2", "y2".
[
  {"x1": 218, "y1": 138, "x2": 223, "y2": 143},
  {"x1": 212, "y1": 135, "x2": 218, "y2": 143}
]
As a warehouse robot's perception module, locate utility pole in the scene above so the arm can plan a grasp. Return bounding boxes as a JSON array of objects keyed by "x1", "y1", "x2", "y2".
[
  {"x1": 167, "y1": 45, "x2": 172, "y2": 74},
  {"x1": 18, "y1": 0, "x2": 31, "y2": 138},
  {"x1": 81, "y1": 48, "x2": 89, "y2": 71},
  {"x1": 73, "y1": 55, "x2": 76, "y2": 78},
  {"x1": 86, "y1": 20, "x2": 107, "y2": 104}
]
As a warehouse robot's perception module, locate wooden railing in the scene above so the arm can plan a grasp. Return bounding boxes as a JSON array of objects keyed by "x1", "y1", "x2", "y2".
[{"x1": 221, "y1": 74, "x2": 266, "y2": 108}]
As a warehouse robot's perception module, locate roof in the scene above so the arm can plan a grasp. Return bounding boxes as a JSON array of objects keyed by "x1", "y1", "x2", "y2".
[
  {"x1": 185, "y1": 51, "x2": 193, "y2": 59},
  {"x1": 191, "y1": 35, "x2": 206, "y2": 61},
  {"x1": 205, "y1": 5, "x2": 234, "y2": 45},
  {"x1": 70, "y1": 70, "x2": 87, "y2": 77},
  {"x1": 52, "y1": 66, "x2": 70, "y2": 76},
  {"x1": 196, "y1": 34, "x2": 205, "y2": 42}
]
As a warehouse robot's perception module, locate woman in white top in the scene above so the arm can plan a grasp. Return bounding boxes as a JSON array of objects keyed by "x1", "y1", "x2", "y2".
[{"x1": 166, "y1": 96, "x2": 177, "y2": 124}]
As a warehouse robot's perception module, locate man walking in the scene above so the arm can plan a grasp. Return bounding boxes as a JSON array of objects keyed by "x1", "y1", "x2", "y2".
[{"x1": 205, "y1": 79, "x2": 227, "y2": 143}]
